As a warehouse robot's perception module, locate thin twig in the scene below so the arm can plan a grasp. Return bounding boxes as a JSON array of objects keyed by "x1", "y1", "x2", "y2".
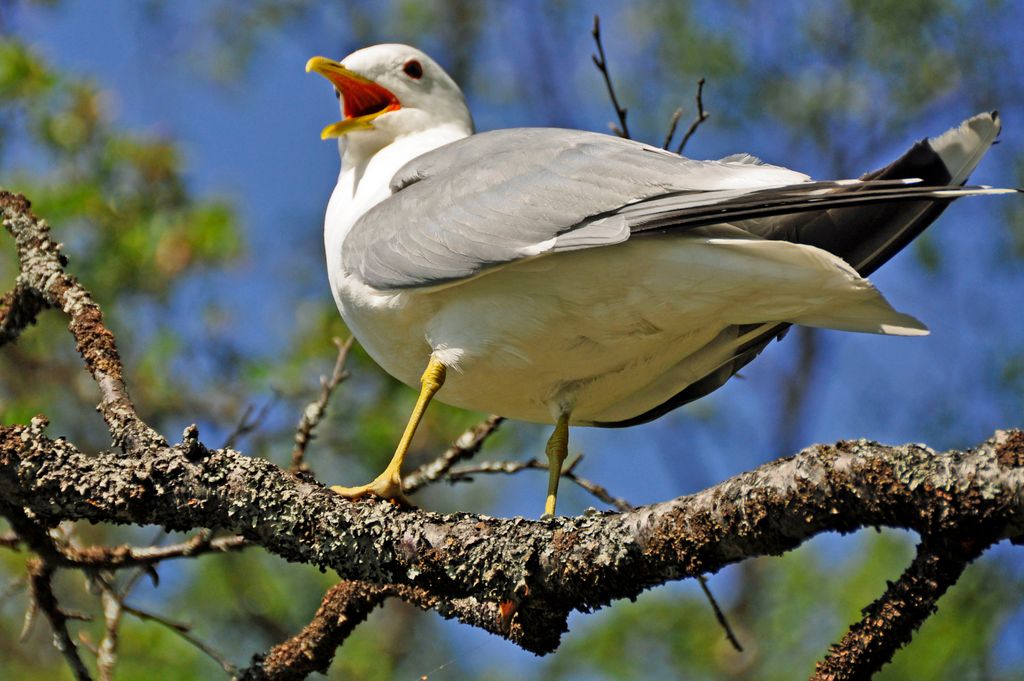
[
  {"x1": 95, "y1": 574, "x2": 122, "y2": 681},
  {"x1": 662, "y1": 107, "x2": 683, "y2": 150},
  {"x1": 48, "y1": 532, "x2": 247, "y2": 571},
  {"x1": 123, "y1": 603, "x2": 238, "y2": 677},
  {"x1": 290, "y1": 336, "x2": 354, "y2": 474},
  {"x1": 222, "y1": 396, "x2": 277, "y2": 449},
  {"x1": 591, "y1": 15, "x2": 630, "y2": 138},
  {"x1": 403, "y1": 414, "x2": 505, "y2": 495},
  {"x1": 447, "y1": 456, "x2": 633, "y2": 513},
  {"x1": 697, "y1": 574, "x2": 744, "y2": 652},
  {"x1": 27, "y1": 558, "x2": 93, "y2": 681},
  {"x1": 561, "y1": 454, "x2": 634, "y2": 513},
  {"x1": 675, "y1": 77, "x2": 710, "y2": 155}
]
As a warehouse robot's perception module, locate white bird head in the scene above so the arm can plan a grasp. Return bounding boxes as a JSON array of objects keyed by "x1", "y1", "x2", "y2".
[{"x1": 306, "y1": 44, "x2": 473, "y2": 146}]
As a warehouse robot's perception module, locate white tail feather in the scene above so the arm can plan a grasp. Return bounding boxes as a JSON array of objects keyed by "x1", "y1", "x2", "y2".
[{"x1": 929, "y1": 112, "x2": 1001, "y2": 185}]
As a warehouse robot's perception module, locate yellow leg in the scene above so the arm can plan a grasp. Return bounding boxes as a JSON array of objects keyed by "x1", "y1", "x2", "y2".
[
  {"x1": 332, "y1": 356, "x2": 446, "y2": 502},
  {"x1": 544, "y1": 413, "x2": 570, "y2": 517}
]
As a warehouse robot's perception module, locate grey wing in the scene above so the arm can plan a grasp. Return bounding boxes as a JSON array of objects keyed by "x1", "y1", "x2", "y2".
[
  {"x1": 343, "y1": 128, "x2": 810, "y2": 290},
  {"x1": 344, "y1": 120, "x2": 1008, "y2": 291}
]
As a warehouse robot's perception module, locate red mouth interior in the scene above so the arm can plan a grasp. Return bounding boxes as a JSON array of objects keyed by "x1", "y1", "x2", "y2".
[{"x1": 341, "y1": 80, "x2": 400, "y2": 119}]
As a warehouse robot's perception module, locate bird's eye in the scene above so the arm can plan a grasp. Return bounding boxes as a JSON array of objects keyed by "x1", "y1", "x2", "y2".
[
  {"x1": 333, "y1": 87, "x2": 341, "y2": 100},
  {"x1": 403, "y1": 59, "x2": 423, "y2": 79}
]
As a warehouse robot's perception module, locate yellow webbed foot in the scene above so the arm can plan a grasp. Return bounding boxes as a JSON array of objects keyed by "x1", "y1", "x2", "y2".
[{"x1": 331, "y1": 470, "x2": 409, "y2": 506}]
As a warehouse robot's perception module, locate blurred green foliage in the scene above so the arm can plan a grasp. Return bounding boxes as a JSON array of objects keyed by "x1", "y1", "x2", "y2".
[
  {"x1": 0, "y1": 35, "x2": 242, "y2": 447},
  {"x1": 1, "y1": 1, "x2": 1022, "y2": 679}
]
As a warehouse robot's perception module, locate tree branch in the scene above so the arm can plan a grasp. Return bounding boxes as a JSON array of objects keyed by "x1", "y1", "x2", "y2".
[
  {"x1": 662, "y1": 107, "x2": 683, "y2": 150},
  {"x1": 290, "y1": 336, "x2": 353, "y2": 474},
  {"x1": 241, "y1": 579, "x2": 528, "y2": 680},
  {"x1": 675, "y1": 77, "x2": 709, "y2": 155},
  {"x1": 812, "y1": 535, "x2": 991, "y2": 680},
  {"x1": 3, "y1": 415, "x2": 1022, "y2": 656},
  {"x1": 240, "y1": 580, "x2": 387, "y2": 680},
  {"x1": 27, "y1": 558, "x2": 93, "y2": 681},
  {"x1": 591, "y1": 15, "x2": 630, "y2": 138},
  {"x1": 0, "y1": 191, "x2": 164, "y2": 453},
  {"x1": 61, "y1": 533, "x2": 248, "y2": 571},
  {"x1": 403, "y1": 414, "x2": 505, "y2": 495}
]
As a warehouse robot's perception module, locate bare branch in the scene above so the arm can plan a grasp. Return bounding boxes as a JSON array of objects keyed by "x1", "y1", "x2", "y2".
[
  {"x1": 696, "y1": 574, "x2": 743, "y2": 653},
  {"x1": 96, "y1": 575, "x2": 123, "y2": 681},
  {"x1": 447, "y1": 454, "x2": 633, "y2": 513},
  {"x1": 591, "y1": 15, "x2": 630, "y2": 139},
  {"x1": 562, "y1": 454, "x2": 634, "y2": 512},
  {"x1": 403, "y1": 414, "x2": 505, "y2": 495},
  {"x1": 662, "y1": 107, "x2": 683, "y2": 150},
  {"x1": 290, "y1": 336, "x2": 353, "y2": 474},
  {"x1": 27, "y1": 558, "x2": 93, "y2": 681},
  {"x1": 5, "y1": 511, "x2": 247, "y2": 571},
  {"x1": 675, "y1": 77, "x2": 710, "y2": 155},
  {"x1": 448, "y1": 456, "x2": 543, "y2": 479},
  {"x1": 64, "y1": 533, "x2": 249, "y2": 569},
  {"x1": 223, "y1": 397, "x2": 277, "y2": 450},
  {"x1": 122, "y1": 603, "x2": 238, "y2": 676}
]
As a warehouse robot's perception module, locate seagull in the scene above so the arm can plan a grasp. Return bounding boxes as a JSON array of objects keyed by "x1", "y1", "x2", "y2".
[{"x1": 306, "y1": 43, "x2": 1013, "y2": 515}]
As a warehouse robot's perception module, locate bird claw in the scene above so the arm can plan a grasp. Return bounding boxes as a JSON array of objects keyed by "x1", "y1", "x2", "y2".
[{"x1": 331, "y1": 474, "x2": 411, "y2": 507}]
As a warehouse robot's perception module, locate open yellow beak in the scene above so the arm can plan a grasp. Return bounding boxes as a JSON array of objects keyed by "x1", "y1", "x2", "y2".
[{"x1": 305, "y1": 56, "x2": 401, "y2": 139}]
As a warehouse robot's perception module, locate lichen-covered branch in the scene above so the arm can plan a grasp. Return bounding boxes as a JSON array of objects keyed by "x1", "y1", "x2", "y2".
[
  {"x1": 3, "y1": 415, "x2": 1023, "y2": 655},
  {"x1": 240, "y1": 581, "x2": 387, "y2": 680},
  {"x1": 0, "y1": 191, "x2": 163, "y2": 452},
  {"x1": 811, "y1": 535, "x2": 991, "y2": 681}
]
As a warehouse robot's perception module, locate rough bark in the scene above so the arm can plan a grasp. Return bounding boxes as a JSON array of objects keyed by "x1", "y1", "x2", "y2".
[{"x1": 3, "y1": 418, "x2": 1023, "y2": 656}]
